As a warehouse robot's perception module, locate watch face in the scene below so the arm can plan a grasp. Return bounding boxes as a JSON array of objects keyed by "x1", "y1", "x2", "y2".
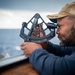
[{"x1": 0, "y1": 29, "x2": 27, "y2": 67}]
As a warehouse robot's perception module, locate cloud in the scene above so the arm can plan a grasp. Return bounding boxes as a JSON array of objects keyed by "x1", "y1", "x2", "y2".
[{"x1": 0, "y1": 9, "x2": 56, "y2": 29}]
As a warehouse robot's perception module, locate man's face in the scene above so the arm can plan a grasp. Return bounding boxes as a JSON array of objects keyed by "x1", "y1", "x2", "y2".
[{"x1": 56, "y1": 17, "x2": 75, "y2": 46}]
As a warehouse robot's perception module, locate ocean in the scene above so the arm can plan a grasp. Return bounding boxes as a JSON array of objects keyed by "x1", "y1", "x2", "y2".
[
  {"x1": 0, "y1": 29, "x2": 59, "y2": 60},
  {"x1": 0, "y1": 29, "x2": 24, "y2": 60}
]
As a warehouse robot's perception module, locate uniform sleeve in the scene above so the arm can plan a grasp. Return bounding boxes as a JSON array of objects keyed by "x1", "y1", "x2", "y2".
[{"x1": 29, "y1": 49, "x2": 75, "y2": 75}]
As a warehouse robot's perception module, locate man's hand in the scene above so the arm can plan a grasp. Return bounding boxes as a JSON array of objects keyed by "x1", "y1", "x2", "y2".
[
  {"x1": 20, "y1": 42, "x2": 43, "y2": 57},
  {"x1": 20, "y1": 23, "x2": 48, "y2": 57}
]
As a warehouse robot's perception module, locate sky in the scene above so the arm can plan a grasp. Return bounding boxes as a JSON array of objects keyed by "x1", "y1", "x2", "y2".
[{"x1": 0, "y1": 0, "x2": 75, "y2": 29}]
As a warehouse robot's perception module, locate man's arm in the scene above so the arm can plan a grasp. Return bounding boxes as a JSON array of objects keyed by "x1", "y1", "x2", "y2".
[
  {"x1": 46, "y1": 42, "x2": 75, "y2": 56},
  {"x1": 29, "y1": 48, "x2": 75, "y2": 75},
  {"x1": 20, "y1": 42, "x2": 75, "y2": 75}
]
